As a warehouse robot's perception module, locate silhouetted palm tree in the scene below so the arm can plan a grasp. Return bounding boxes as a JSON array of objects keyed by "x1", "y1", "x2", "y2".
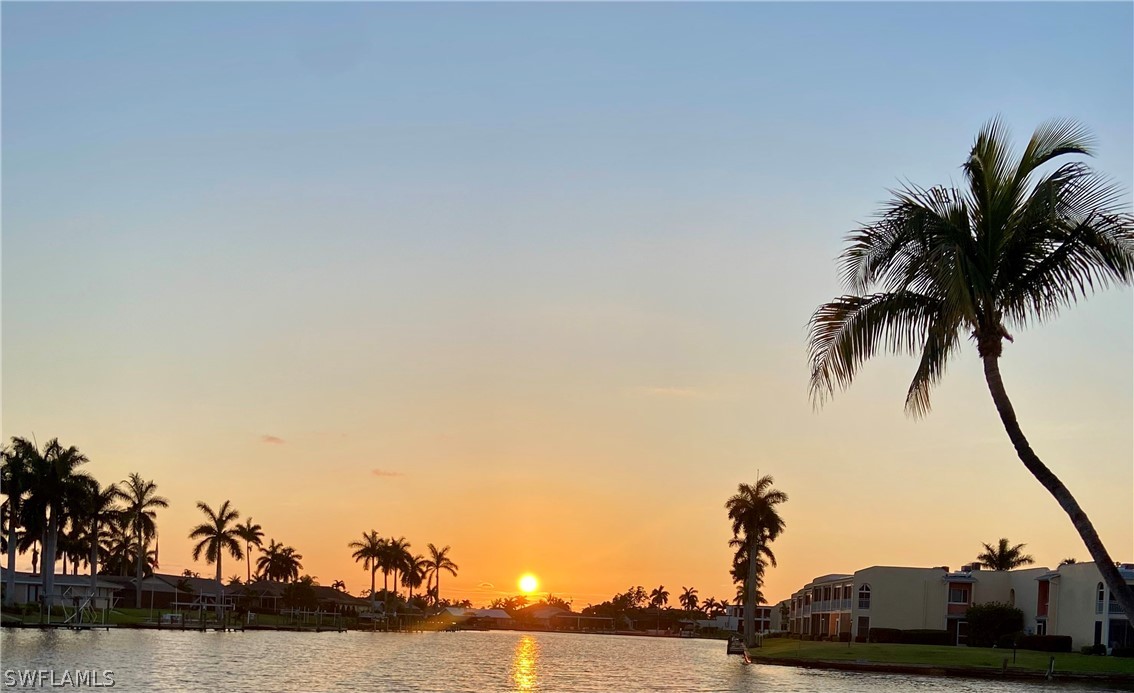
[
  {"x1": 977, "y1": 538, "x2": 1035, "y2": 571},
  {"x1": 257, "y1": 540, "x2": 303, "y2": 582},
  {"x1": 726, "y1": 475, "x2": 787, "y2": 646},
  {"x1": 348, "y1": 530, "x2": 384, "y2": 602},
  {"x1": 119, "y1": 473, "x2": 168, "y2": 607},
  {"x1": 402, "y1": 553, "x2": 427, "y2": 601},
  {"x1": 75, "y1": 479, "x2": 123, "y2": 598},
  {"x1": 331, "y1": 579, "x2": 347, "y2": 592},
  {"x1": 424, "y1": 543, "x2": 458, "y2": 606},
  {"x1": 15, "y1": 438, "x2": 94, "y2": 609},
  {"x1": 679, "y1": 586, "x2": 699, "y2": 612},
  {"x1": 807, "y1": 118, "x2": 1134, "y2": 625},
  {"x1": 189, "y1": 500, "x2": 243, "y2": 588},
  {"x1": 234, "y1": 518, "x2": 264, "y2": 585},
  {"x1": 1, "y1": 443, "x2": 29, "y2": 606},
  {"x1": 649, "y1": 585, "x2": 669, "y2": 609},
  {"x1": 384, "y1": 536, "x2": 411, "y2": 599}
]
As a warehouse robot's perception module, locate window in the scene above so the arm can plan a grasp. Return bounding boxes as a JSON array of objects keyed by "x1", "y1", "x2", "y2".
[
  {"x1": 1097, "y1": 583, "x2": 1106, "y2": 614},
  {"x1": 949, "y1": 586, "x2": 970, "y2": 604},
  {"x1": 858, "y1": 584, "x2": 871, "y2": 610}
]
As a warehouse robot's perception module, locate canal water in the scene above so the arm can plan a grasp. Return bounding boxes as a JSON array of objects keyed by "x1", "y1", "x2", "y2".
[{"x1": 0, "y1": 629, "x2": 1126, "y2": 691}]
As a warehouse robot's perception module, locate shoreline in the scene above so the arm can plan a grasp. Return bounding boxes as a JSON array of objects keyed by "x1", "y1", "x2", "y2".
[{"x1": 749, "y1": 653, "x2": 1134, "y2": 688}]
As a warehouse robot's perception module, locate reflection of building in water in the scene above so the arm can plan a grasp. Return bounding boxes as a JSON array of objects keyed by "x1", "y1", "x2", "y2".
[{"x1": 511, "y1": 635, "x2": 538, "y2": 691}]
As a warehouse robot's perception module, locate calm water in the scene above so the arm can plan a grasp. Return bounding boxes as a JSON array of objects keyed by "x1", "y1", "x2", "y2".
[{"x1": 0, "y1": 629, "x2": 1127, "y2": 692}]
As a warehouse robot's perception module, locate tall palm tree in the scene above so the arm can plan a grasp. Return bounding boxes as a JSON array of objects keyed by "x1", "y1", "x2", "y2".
[
  {"x1": 119, "y1": 473, "x2": 169, "y2": 607},
  {"x1": 75, "y1": 479, "x2": 123, "y2": 598},
  {"x1": 15, "y1": 438, "x2": 93, "y2": 610},
  {"x1": 188, "y1": 500, "x2": 243, "y2": 585},
  {"x1": 679, "y1": 586, "x2": 699, "y2": 613},
  {"x1": 729, "y1": 537, "x2": 774, "y2": 607},
  {"x1": 976, "y1": 538, "x2": 1035, "y2": 571},
  {"x1": 1, "y1": 443, "x2": 29, "y2": 606},
  {"x1": 649, "y1": 585, "x2": 669, "y2": 609},
  {"x1": 256, "y1": 539, "x2": 284, "y2": 581},
  {"x1": 348, "y1": 530, "x2": 384, "y2": 602},
  {"x1": 424, "y1": 543, "x2": 458, "y2": 606},
  {"x1": 234, "y1": 518, "x2": 264, "y2": 585},
  {"x1": 402, "y1": 553, "x2": 427, "y2": 601},
  {"x1": 278, "y1": 546, "x2": 303, "y2": 582},
  {"x1": 726, "y1": 475, "x2": 787, "y2": 647},
  {"x1": 806, "y1": 118, "x2": 1134, "y2": 625},
  {"x1": 256, "y1": 540, "x2": 303, "y2": 583},
  {"x1": 384, "y1": 536, "x2": 411, "y2": 599}
]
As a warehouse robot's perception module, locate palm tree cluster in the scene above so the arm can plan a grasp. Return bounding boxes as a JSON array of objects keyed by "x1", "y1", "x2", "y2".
[
  {"x1": 1, "y1": 437, "x2": 167, "y2": 609},
  {"x1": 186, "y1": 500, "x2": 302, "y2": 586},
  {"x1": 726, "y1": 475, "x2": 787, "y2": 647},
  {"x1": 807, "y1": 119, "x2": 1134, "y2": 625},
  {"x1": 0, "y1": 436, "x2": 316, "y2": 612},
  {"x1": 348, "y1": 532, "x2": 457, "y2": 607}
]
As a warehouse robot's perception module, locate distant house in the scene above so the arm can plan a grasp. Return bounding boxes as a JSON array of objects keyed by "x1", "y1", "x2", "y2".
[
  {"x1": 698, "y1": 604, "x2": 773, "y2": 634},
  {"x1": 100, "y1": 575, "x2": 181, "y2": 609},
  {"x1": 102, "y1": 573, "x2": 232, "y2": 612},
  {"x1": 234, "y1": 580, "x2": 286, "y2": 611},
  {"x1": 0, "y1": 569, "x2": 121, "y2": 610},
  {"x1": 313, "y1": 585, "x2": 371, "y2": 614},
  {"x1": 513, "y1": 604, "x2": 570, "y2": 628},
  {"x1": 466, "y1": 608, "x2": 514, "y2": 629}
]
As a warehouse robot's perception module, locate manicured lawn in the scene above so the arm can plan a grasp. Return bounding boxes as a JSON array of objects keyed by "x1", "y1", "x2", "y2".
[{"x1": 752, "y1": 638, "x2": 1134, "y2": 675}]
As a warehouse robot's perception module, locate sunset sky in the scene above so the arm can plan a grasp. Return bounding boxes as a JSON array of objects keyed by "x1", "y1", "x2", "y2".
[{"x1": 3, "y1": 3, "x2": 1131, "y2": 608}]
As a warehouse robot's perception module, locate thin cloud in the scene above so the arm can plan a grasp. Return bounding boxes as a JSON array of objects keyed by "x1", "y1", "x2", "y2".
[
  {"x1": 260, "y1": 435, "x2": 285, "y2": 445},
  {"x1": 371, "y1": 469, "x2": 404, "y2": 478},
  {"x1": 477, "y1": 582, "x2": 495, "y2": 590}
]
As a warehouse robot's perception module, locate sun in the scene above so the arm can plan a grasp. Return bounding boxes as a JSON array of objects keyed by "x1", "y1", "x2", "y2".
[{"x1": 519, "y1": 574, "x2": 538, "y2": 594}]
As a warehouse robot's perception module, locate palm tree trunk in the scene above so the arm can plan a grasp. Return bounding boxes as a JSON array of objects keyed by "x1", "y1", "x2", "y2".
[
  {"x1": 89, "y1": 531, "x2": 99, "y2": 603},
  {"x1": 43, "y1": 513, "x2": 57, "y2": 611},
  {"x1": 135, "y1": 528, "x2": 144, "y2": 608},
  {"x1": 982, "y1": 353, "x2": 1134, "y2": 627},
  {"x1": 246, "y1": 542, "x2": 252, "y2": 584},
  {"x1": 4, "y1": 514, "x2": 18, "y2": 607},
  {"x1": 370, "y1": 566, "x2": 377, "y2": 603},
  {"x1": 744, "y1": 536, "x2": 757, "y2": 648},
  {"x1": 216, "y1": 557, "x2": 224, "y2": 617}
]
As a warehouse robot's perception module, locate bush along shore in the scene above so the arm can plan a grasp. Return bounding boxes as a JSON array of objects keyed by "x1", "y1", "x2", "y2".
[{"x1": 749, "y1": 636, "x2": 1134, "y2": 685}]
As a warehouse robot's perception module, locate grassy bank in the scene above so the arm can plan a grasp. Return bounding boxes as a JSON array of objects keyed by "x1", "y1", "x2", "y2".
[{"x1": 751, "y1": 638, "x2": 1134, "y2": 676}]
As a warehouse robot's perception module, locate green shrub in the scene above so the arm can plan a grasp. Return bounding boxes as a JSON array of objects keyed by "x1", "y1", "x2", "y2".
[
  {"x1": 869, "y1": 627, "x2": 902, "y2": 644},
  {"x1": 838, "y1": 631, "x2": 852, "y2": 642},
  {"x1": 1112, "y1": 646, "x2": 1134, "y2": 658},
  {"x1": 1016, "y1": 634, "x2": 1072, "y2": 652},
  {"x1": 901, "y1": 629, "x2": 952, "y2": 646},
  {"x1": 966, "y1": 602, "x2": 1024, "y2": 648},
  {"x1": 1080, "y1": 644, "x2": 1107, "y2": 655}
]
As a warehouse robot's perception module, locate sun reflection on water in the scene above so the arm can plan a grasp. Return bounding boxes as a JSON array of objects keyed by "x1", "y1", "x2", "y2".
[{"x1": 511, "y1": 635, "x2": 539, "y2": 691}]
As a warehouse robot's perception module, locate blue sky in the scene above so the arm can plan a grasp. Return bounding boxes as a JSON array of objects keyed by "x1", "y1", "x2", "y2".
[{"x1": 3, "y1": 2, "x2": 1131, "y2": 601}]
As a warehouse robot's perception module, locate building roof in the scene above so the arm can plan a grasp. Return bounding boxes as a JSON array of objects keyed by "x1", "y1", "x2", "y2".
[
  {"x1": 313, "y1": 585, "x2": 371, "y2": 607},
  {"x1": 0, "y1": 569, "x2": 122, "y2": 591},
  {"x1": 470, "y1": 608, "x2": 513, "y2": 620},
  {"x1": 154, "y1": 574, "x2": 227, "y2": 595}
]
